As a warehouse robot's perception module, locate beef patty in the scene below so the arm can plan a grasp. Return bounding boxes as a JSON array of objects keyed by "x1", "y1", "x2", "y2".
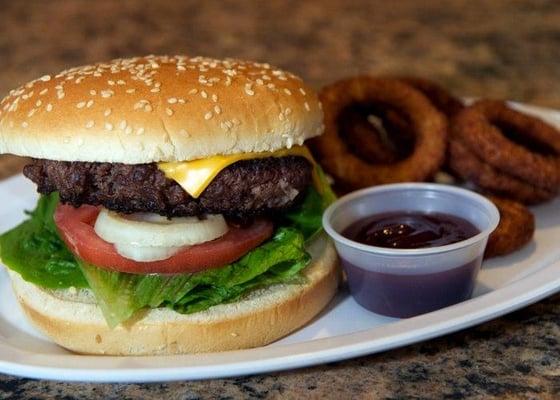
[{"x1": 24, "y1": 156, "x2": 313, "y2": 218}]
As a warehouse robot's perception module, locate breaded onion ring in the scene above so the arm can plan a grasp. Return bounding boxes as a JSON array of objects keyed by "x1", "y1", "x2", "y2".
[
  {"x1": 399, "y1": 77, "x2": 464, "y2": 117},
  {"x1": 453, "y1": 100, "x2": 560, "y2": 191},
  {"x1": 484, "y1": 195, "x2": 535, "y2": 258},
  {"x1": 448, "y1": 139, "x2": 557, "y2": 204},
  {"x1": 312, "y1": 77, "x2": 447, "y2": 188},
  {"x1": 340, "y1": 77, "x2": 461, "y2": 166}
]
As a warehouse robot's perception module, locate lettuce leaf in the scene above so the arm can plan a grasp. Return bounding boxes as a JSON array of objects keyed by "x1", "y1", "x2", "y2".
[
  {"x1": 0, "y1": 181, "x2": 331, "y2": 326},
  {"x1": 285, "y1": 166, "x2": 337, "y2": 240},
  {"x1": 0, "y1": 193, "x2": 87, "y2": 288},
  {"x1": 79, "y1": 228, "x2": 308, "y2": 327}
]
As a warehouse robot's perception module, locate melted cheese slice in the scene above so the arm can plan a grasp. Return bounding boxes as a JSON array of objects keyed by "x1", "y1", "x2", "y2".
[{"x1": 158, "y1": 145, "x2": 316, "y2": 198}]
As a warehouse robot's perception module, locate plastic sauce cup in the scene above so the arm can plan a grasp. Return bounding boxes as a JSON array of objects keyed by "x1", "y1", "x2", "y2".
[{"x1": 323, "y1": 183, "x2": 500, "y2": 318}]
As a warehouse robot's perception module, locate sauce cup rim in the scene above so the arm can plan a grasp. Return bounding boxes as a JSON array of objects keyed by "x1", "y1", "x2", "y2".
[{"x1": 322, "y1": 183, "x2": 500, "y2": 257}]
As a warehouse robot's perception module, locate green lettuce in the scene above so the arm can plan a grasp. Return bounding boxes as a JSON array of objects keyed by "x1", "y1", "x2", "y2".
[
  {"x1": 79, "y1": 228, "x2": 308, "y2": 327},
  {"x1": 0, "y1": 175, "x2": 334, "y2": 327},
  {"x1": 0, "y1": 193, "x2": 87, "y2": 288}
]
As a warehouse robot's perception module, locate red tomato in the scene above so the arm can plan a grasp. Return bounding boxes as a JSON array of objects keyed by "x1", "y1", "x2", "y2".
[{"x1": 53, "y1": 204, "x2": 274, "y2": 274}]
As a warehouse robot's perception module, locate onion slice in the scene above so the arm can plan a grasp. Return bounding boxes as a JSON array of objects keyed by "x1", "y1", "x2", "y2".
[{"x1": 94, "y1": 209, "x2": 228, "y2": 247}]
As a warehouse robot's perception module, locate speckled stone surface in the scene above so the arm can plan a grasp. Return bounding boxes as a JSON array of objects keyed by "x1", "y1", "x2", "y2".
[{"x1": 1, "y1": 0, "x2": 560, "y2": 398}]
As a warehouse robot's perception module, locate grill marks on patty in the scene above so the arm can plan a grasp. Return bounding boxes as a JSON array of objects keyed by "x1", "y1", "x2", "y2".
[{"x1": 24, "y1": 156, "x2": 313, "y2": 218}]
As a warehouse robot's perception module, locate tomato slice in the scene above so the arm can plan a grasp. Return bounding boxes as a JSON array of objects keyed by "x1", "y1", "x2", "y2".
[{"x1": 53, "y1": 204, "x2": 274, "y2": 274}]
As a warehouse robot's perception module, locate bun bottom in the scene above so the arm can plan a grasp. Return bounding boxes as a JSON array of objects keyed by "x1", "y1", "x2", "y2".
[{"x1": 8, "y1": 236, "x2": 340, "y2": 355}]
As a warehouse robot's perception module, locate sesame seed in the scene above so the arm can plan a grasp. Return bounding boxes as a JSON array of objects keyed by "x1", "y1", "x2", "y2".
[
  {"x1": 108, "y1": 80, "x2": 115, "y2": 86},
  {"x1": 245, "y1": 86, "x2": 255, "y2": 96},
  {"x1": 46, "y1": 103, "x2": 53, "y2": 112},
  {"x1": 299, "y1": 88, "x2": 306, "y2": 95},
  {"x1": 119, "y1": 120, "x2": 127, "y2": 130},
  {"x1": 144, "y1": 104, "x2": 153, "y2": 112},
  {"x1": 284, "y1": 89, "x2": 292, "y2": 95},
  {"x1": 150, "y1": 88, "x2": 160, "y2": 93},
  {"x1": 39, "y1": 89, "x2": 48, "y2": 96},
  {"x1": 166, "y1": 108, "x2": 174, "y2": 116},
  {"x1": 136, "y1": 127, "x2": 145, "y2": 135},
  {"x1": 21, "y1": 122, "x2": 29, "y2": 128},
  {"x1": 85, "y1": 120, "x2": 95, "y2": 129},
  {"x1": 40, "y1": 75, "x2": 51, "y2": 82},
  {"x1": 285, "y1": 107, "x2": 292, "y2": 115},
  {"x1": 204, "y1": 111, "x2": 213, "y2": 120},
  {"x1": 117, "y1": 80, "x2": 126, "y2": 85},
  {"x1": 177, "y1": 65, "x2": 186, "y2": 71},
  {"x1": 86, "y1": 99, "x2": 94, "y2": 108},
  {"x1": 279, "y1": 112, "x2": 285, "y2": 121},
  {"x1": 178, "y1": 98, "x2": 186, "y2": 104},
  {"x1": 201, "y1": 90, "x2": 208, "y2": 99},
  {"x1": 214, "y1": 105, "x2": 221, "y2": 114},
  {"x1": 126, "y1": 88, "x2": 136, "y2": 94},
  {"x1": 101, "y1": 90, "x2": 114, "y2": 98},
  {"x1": 90, "y1": 90, "x2": 97, "y2": 96},
  {"x1": 35, "y1": 100, "x2": 42, "y2": 107},
  {"x1": 212, "y1": 94, "x2": 218, "y2": 102},
  {"x1": 188, "y1": 89, "x2": 198, "y2": 95},
  {"x1": 104, "y1": 122, "x2": 113, "y2": 131},
  {"x1": 267, "y1": 83, "x2": 275, "y2": 89},
  {"x1": 125, "y1": 126, "x2": 133, "y2": 135},
  {"x1": 167, "y1": 97, "x2": 177, "y2": 104},
  {"x1": 304, "y1": 102, "x2": 310, "y2": 111},
  {"x1": 76, "y1": 101, "x2": 86, "y2": 109},
  {"x1": 27, "y1": 109, "x2": 36, "y2": 117},
  {"x1": 104, "y1": 108, "x2": 112, "y2": 117},
  {"x1": 57, "y1": 91, "x2": 65, "y2": 99},
  {"x1": 256, "y1": 79, "x2": 264, "y2": 85}
]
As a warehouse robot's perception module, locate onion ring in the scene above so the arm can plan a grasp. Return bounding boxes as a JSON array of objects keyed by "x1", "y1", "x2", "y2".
[
  {"x1": 312, "y1": 77, "x2": 447, "y2": 188},
  {"x1": 452, "y1": 100, "x2": 560, "y2": 191},
  {"x1": 484, "y1": 195, "x2": 535, "y2": 258},
  {"x1": 448, "y1": 138, "x2": 557, "y2": 204},
  {"x1": 339, "y1": 77, "x2": 461, "y2": 166},
  {"x1": 398, "y1": 77, "x2": 464, "y2": 117}
]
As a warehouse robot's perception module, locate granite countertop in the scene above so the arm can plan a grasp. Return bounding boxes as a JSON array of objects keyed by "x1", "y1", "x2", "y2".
[{"x1": 1, "y1": 1, "x2": 560, "y2": 398}]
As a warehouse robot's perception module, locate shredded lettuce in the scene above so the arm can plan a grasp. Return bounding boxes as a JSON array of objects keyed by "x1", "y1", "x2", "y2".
[{"x1": 0, "y1": 174, "x2": 334, "y2": 327}]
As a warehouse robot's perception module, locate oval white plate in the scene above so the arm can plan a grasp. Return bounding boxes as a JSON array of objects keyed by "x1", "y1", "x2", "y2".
[{"x1": 0, "y1": 103, "x2": 559, "y2": 383}]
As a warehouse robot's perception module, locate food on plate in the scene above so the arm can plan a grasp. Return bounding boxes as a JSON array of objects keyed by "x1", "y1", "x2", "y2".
[
  {"x1": 448, "y1": 138, "x2": 556, "y2": 204},
  {"x1": 311, "y1": 77, "x2": 447, "y2": 189},
  {"x1": 449, "y1": 100, "x2": 560, "y2": 201},
  {"x1": 398, "y1": 76, "x2": 464, "y2": 117},
  {"x1": 484, "y1": 195, "x2": 535, "y2": 258},
  {"x1": 341, "y1": 211, "x2": 479, "y2": 249},
  {"x1": 339, "y1": 77, "x2": 461, "y2": 165},
  {"x1": 0, "y1": 55, "x2": 340, "y2": 355}
]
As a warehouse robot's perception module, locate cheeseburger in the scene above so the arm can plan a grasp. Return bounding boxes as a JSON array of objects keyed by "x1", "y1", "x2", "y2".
[{"x1": 0, "y1": 55, "x2": 339, "y2": 355}]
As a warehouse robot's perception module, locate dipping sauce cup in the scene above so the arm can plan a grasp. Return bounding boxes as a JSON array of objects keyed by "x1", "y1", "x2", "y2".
[{"x1": 323, "y1": 183, "x2": 500, "y2": 318}]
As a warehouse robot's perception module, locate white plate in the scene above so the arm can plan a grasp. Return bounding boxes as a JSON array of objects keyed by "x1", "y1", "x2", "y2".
[{"x1": 1, "y1": 103, "x2": 560, "y2": 383}]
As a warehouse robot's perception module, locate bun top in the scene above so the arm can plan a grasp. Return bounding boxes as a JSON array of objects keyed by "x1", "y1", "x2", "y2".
[{"x1": 0, "y1": 55, "x2": 323, "y2": 163}]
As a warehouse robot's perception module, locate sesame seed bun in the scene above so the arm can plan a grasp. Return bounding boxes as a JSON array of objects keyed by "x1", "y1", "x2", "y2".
[
  {"x1": 8, "y1": 235, "x2": 339, "y2": 355},
  {"x1": 0, "y1": 56, "x2": 323, "y2": 163}
]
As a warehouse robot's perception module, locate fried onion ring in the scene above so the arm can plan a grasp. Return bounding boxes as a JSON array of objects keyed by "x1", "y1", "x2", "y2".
[
  {"x1": 484, "y1": 195, "x2": 535, "y2": 258},
  {"x1": 312, "y1": 77, "x2": 447, "y2": 188},
  {"x1": 339, "y1": 77, "x2": 461, "y2": 166},
  {"x1": 452, "y1": 100, "x2": 560, "y2": 191},
  {"x1": 398, "y1": 77, "x2": 464, "y2": 117},
  {"x1": 448, "y1": 138, "x2": 557, "y2": 204}
]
